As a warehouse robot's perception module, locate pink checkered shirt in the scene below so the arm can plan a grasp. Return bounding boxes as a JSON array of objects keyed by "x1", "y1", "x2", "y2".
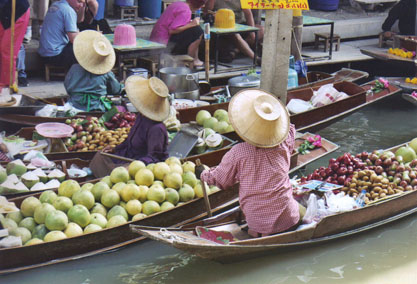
[{"x1": 201, "y1": 124, "x2": 300, "y2": 235}]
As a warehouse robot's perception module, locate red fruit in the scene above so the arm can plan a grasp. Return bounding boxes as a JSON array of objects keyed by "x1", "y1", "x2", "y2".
[
  {"x1": 375, "y1": 159, "x2": 383, "y2": 166},
  {"x1": 337, "y1": 175, "x2": 346, "y2": 185},
  {"x1": 328, "y1": 158, "x2": 337, "y2": 165},
  {"x1": 76, "y1": 125, "x2": 83, "y2": 132},
  {"x1": 337, "y1": 167, "x2": 347, "y2": 175},
  {"x1": 375, "y1": 166, "x2": 384, "y2": 174},
  {"x1": 400, "y1": 180, "x2": 408, "y2": 188}
]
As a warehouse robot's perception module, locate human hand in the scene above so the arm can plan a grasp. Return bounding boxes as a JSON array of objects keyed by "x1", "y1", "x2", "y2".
[
  {"x1": 383, "y1": 31, "x2": 393, "y2": 38},
  {"x1": 0, "y1": 143, "x2": 8, "y2": 153},
  {"x1": 192, "y1": 17, "x2": 200, "y2": 26},
  {"x1": 102, "y1": 145, "x2": 113, "y2": 153},
  {"x1": 195, "y1": 165, "x2": 205, "y2": 179}
]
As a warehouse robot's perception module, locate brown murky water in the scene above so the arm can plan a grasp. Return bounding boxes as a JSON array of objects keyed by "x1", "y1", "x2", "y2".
[{"x1": 2, "y1": 95, "x2": 417, "y2": 284}]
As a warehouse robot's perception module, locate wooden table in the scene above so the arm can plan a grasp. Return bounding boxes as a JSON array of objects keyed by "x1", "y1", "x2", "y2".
[
  {"x1": 303, "y1": 15, "x2": 335, "y2": 61},
  {"x1": 104, "y1": 34, "x2": 166, "y2": 79},
  {"x1": 209, "y1": 24, "x2": 259, "y2": 74}
]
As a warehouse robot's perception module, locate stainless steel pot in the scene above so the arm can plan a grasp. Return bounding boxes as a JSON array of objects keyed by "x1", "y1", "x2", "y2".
[
  {"x1": 174, "y1": 89, "x2": 200, "y2": 100},
  {"x1": 228, "y1": 75, "x2": 260, "y2": 96},
  {"x1": 159, "y1": 67, "x2": 199, "y2": 93}
]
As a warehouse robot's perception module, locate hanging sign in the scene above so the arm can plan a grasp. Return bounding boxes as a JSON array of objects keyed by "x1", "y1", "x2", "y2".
[{"x1": 240, "y1": 0, "x2": 309, "y2": 10}]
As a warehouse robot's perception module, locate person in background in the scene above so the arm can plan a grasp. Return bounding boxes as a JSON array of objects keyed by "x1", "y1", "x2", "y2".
[
  {"x1": 17, "y1": 25, "x2": 32, "y2": 87},
  {"x1": 64, "y1": 30, "x2": 122, "y2": 112},
  {"x1": 38, "y1": 0, "x2": 85, "y2": 69},
  {"x1": 381, "y1": 0, "x2": 417, "y2": 39},
  {"x1": 77, "y1": 0, "x2": 98, "y2": 31},
  {"x1": 0, "y1": 0, "x2": 30, "y2": 90},
  {"x1": 196, "y1": 89, "x2": 306, "y2": 238},
  {"x1": 89, "y1": 76, "x2": 171, "y2": 178},
  {"x1": 150, "y1": 0, "x2": 207, "y2": 67}
]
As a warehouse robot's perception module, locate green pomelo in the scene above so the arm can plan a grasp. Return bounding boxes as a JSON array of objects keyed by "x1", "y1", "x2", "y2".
[
  {"x1": 120, "y1": 184, "x2": 140, "y2": 202},
  {"x1": 32, "y1": 224, "x2": 49, "y2": 240},
  {"x1": 409, "y1": 138, "x2": 417, "y2": 154},
  {"x1": 203, "y1": 117, "x2": 218, "y2": 130},
  {"x1": 84, "y1": 223, "x2": 102, "y2": 234},
  {"x1": 20, "y1": 196, "x2": 41, "y2": 217},
  {"x1": 182, "y1": 161, "x2": 195, "y2": 173},
  {"x1": 135, "y1": 168, "x2": 154, "y2": 186},
  {"x1": 64, "y1": 222, "x2": 83, "y2": 238},
  {"x1": 132, "y1": 213, "x2": 147, "y2": 221},
  {"x1": 90, "y1": 202, "x2": 107, "y2": 217},
  {"x1": 225, "y1": 124, "x2": 234, "y2": 133},
  {"x1": 146, "y1": 163, "x2": 155, "y2": 171},
  {"x1": 142, "y1": 200, "x2": 161, "y2": 216},
  {"x1": 110, "y1": 166, "x2": 130, "y2": 184},
  {"x1": 152, "y1": 180, "x2": 164, "y2": 188},
  {"x1": 179, "y1": 184, "x2": 195, "y2": 202},
  {"x1": 138, "y1": 185, "x2": 149, "y2": 203},
  {"x1": 128, "y1": 160, "x2": 146, "y2": 179},
  {"x1": 107, "y1": 205, "x2": 128, "y2": 221},
  {"x1": 127, "y1": 180, "x2": 136, "y2": 184},
  {"x1": 146, "y1": 185, "x2": 166, "y2": 203},
  {"x1": 44, "y1": 230, "x2": 67, "y2": 242},
  {"x1": 182, "y1": 171, "x2": 198, "y2": 188},
  {"x1": 112, "y1": 182, "x2": 126, "y2": 195},
  {"x1": 10, "y1": 227, "x2": 32, "y2": 244},
  {"x1": 196, "y1": 110, "x2": 211, "y2": 126},
  {"x1": 120, "y1": 201, "x2": 127, "y2": 210},
  {"x1": 89, "y1": 213, "x2": 107, "y2": 228},
  {"x1": 6, "y1": 160, "x2": 27, "y2": 177},
  {"x1": 91, "y1": 181, "x2": 110, "y2": 202},
  {"x1": 19, "y1": 217, "x2": 36, "y2": 233},
  {"x1": 209, "y1": 185, "x2": 221, "y2": 193},
  {"x1": 72, "y1": 189, "x2": 95, "y2": 210},
  {"x1": 39, "y1": 190, "x2": 58, "y2": 204},
  {"x1": 163, "y1": 172, "x2": 182, "y2": 189},
  {"x1": 81, "y1": 183, "x2": 94, "y2": 191},
  {"x1": 106, "y1": 215, "x2": 127, "y2": 228},
  {"x1": 100, "y1": 176, "x2": 113, "y2": 188},
  {"x1": 1, "y1": 217, "x2": 17, "y2": 230},
  {"x1": 165, "y1": 188, "x2": 179, "y2": 205},
  {"x1": 153, "y1": 162, "x2": 171, "y2": 180},
  {"x1": 395, "y1": 146, "x2": 417, "y2": 163},
  {"x1": 52, "y1": 196, "x2": 73, "y2": 213},
  {"x1": 6, "y1": 211, "x2": 23, "y2": 224},
  {"x1": 24, "y1": 238, "x2": 44, "y2": 246},
  {"x1": 45, "y1": 210, "x2": 68, "y2": 231},
  {"x1": 58, "y1": 180, "x2": 80, "y2": 198},
  {"x1": 213, "y1": 109, "x2": 229, "y2": 122},
  {"x1": 176, "y1": 202, "x2": 185, "y2": 207},
  {"x1": 169, "y1": 163, "x2": 183, "y2": 175},
  {"x1": 68, "y1": 204, "x2": 91, "y2": 228},
  {"x1": 126, "y1": 199, "x2": 142, "y2": 216},
  {"x1": 34, "y1": 203, "x2": 56, "y2": 224},
  {"x1": 160, "y1": 201, "x2": 175, "y2": 211},
  {"x1": 101, "y1": 189, "x2": 120, "y2": 208},
  {"x1": 213, "y1": 121, "x2": 229, "y2": 134},
  {"x1": 193, "y1": 183, "x2": 205, "y2": 198},
  {"x1": 0, "y1": 170, "x2": 6, "y2": 184},
  {"x1": 165, "y1": 156, "x2": 181, "y2": 166}
]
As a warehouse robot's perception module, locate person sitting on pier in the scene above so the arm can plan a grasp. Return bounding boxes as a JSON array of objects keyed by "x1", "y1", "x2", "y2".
[
  {"x1": 38, "y1": 0, "x2": 86, "y2": 69},
  {"x1": 64, "y1": 30, "x2": 122, "y2": 112},
  {"x1": 150, "y1": 0, "x2": 207, "y2": 68},
  {"x1": 89, "y1": 76, "x2": 170, "y2": 178},
  {"x1": 381, "y1": 0, "x2": 417, "y2": 39},
  {"x1": 196, "y1": 89, "x2": 306, "y2": 238}
]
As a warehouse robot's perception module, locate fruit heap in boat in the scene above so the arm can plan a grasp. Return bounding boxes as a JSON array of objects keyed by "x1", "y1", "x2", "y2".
[
  {"x1": 302, "y1": 138, "x2": 417, "y2": 205},
  {"x1": 0, "y1": 157, "x2": 219, "y2": 246},
  {"x1": 64, "y1": 114, "x2": 132, "y2": 152},
  {"x1": 0, "y1": 160, "x2": 65, "y2": 194},
  {"x1": 196, "y1": 109, "x2": 234, "y2": 134}
]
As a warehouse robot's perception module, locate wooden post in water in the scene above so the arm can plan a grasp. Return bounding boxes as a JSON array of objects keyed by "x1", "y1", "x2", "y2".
[{"x1": 260, "y1": 9, "x2": 292, "y2": 103}]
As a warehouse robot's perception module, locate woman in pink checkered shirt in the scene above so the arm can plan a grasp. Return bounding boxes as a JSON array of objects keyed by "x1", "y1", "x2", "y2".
[{"x1": 198, "y1": 89, "x2": 306, "y2": 238}]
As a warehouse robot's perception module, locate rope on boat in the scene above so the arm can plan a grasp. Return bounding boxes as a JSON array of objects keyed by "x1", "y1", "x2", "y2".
[{"x1": 158, "y1": 228, "x2": 187, "y2": 242}]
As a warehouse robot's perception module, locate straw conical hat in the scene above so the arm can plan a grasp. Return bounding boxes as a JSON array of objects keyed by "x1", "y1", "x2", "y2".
[
  {"x1": 125, "y1": 76, "x2": 170, "y2": 122},
  {"x1": 228, "y1": 89, "x2": 290, "y2": 148},
  {"x1": 73, "y1": 30, "x2": 116, "y2": 75}
]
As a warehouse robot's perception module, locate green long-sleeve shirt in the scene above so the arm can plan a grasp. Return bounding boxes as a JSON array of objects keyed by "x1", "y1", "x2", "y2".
[{"x1": 64, "y1": 64, "x2": 122, "y2": 112}]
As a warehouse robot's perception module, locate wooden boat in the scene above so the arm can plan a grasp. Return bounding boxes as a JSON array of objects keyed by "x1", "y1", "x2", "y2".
[
  {"x1": 131, "y1": 143, "x2": 417, "y2": 263},
  {"x1": 177, "y1": 80, "x2": 401, "y2": 134},
  {"x1": 0, "y1": 133, "x2": 338, "y2": 274}
]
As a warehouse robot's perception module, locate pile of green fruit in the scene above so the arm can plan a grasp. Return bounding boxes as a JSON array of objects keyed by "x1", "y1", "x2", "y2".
[
  {"x1": 196, "y1": 109, "x2": 234, "y2": 134},
  {"x1": 0, "y1": 157, "x2": 219, "y2": 246}
]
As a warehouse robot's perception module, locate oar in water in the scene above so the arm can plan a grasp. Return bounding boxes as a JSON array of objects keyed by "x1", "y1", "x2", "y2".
[{"x1": 195, "y1": 158, "x2": 212, "y2": 217}]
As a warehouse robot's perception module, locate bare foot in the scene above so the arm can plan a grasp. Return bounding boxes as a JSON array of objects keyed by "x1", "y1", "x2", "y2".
[{"x1": 194, "y1": 59, "x2": 204, "y2": 67}]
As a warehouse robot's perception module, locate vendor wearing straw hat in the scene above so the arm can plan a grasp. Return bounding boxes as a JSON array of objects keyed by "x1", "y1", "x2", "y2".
[
  {"x1": 196, "y1": 89, "x2": 306, "y2": 238},
  {"x1": 90, "y1": 75, "x2": 171, "y2": 178},
  {"x1": 64, "y1": 30, "x2": 122, "y2": 112}
]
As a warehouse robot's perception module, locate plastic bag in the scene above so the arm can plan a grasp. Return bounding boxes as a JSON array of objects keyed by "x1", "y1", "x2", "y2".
[
  {"x1": 287, "y1": 99, "x2": 313, "y2": 114},
  {"x1": 35, "y1": 105, "x2": 58, "y2": 117},
  {"x1": 295, "y1": 60, "x2": 308, "y2": 78},
  {"x1": 303, "y1": 194, "x2": 318, "y2": 224},
  {"x1": 311, "y1": 84, "x2": 341, "y2": 107},
  {"x1": 325, "y1": 191, "x2": 358, "y2": 213}
]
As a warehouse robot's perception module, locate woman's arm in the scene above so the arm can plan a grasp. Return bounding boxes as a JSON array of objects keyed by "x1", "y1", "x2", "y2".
[{"x1": 169, "y1": 17, "x2": 200, "y2": 35}]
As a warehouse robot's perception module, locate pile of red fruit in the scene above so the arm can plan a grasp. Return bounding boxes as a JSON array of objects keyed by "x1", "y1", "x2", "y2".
[{"x1": 104, "y1": 112, "x2": 136, "y2": 130}]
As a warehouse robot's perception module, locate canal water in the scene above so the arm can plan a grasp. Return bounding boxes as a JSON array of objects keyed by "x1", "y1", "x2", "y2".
[{"x1": 2, "y1": 94, "x2": 417, "y2": 284}]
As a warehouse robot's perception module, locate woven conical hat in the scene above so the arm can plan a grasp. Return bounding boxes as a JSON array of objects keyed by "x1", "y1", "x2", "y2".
[
  {"x1": 73, "y1": 30, "x2": 116, "y2": 75},
  {"x1": 228, "y1": 89, "x2": 290, "y2": 148},
  {"x1": 125, "y1": 76, "x2": 170, "y2": 122}
]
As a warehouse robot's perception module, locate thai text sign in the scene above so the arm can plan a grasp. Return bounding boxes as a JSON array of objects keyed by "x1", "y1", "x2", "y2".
[{"x1": 240, "y1": 0, "x2": 309, "y2": 10}]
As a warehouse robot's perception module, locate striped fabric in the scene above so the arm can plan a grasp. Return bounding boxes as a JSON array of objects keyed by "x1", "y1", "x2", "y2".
[
  {"x1": 201, "y1": 124, "x2": 300, "y2": 235},
  {"x1": 0, "y1": 151, "x2": 10, "y2": 162}
]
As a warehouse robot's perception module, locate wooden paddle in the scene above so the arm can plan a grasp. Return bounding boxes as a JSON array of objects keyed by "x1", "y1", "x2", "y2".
[
  {"x1": 204, "y1": 23, "x2": 210, "y2": 84},
  {"x1": 195, "y1": 158, "x2": 212, "y2": 217},
  {"x1": 100, "y1": 151, "x2": 135, "y2": 163}
]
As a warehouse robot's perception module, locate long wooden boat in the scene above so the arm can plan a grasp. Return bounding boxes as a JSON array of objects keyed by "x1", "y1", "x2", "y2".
[
  {"x1": 177, "y1": 80, "x2": 401, "y2": 134},
  {"x1": 131, "y1": 143, "x2": 417, "y2": 263}
]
